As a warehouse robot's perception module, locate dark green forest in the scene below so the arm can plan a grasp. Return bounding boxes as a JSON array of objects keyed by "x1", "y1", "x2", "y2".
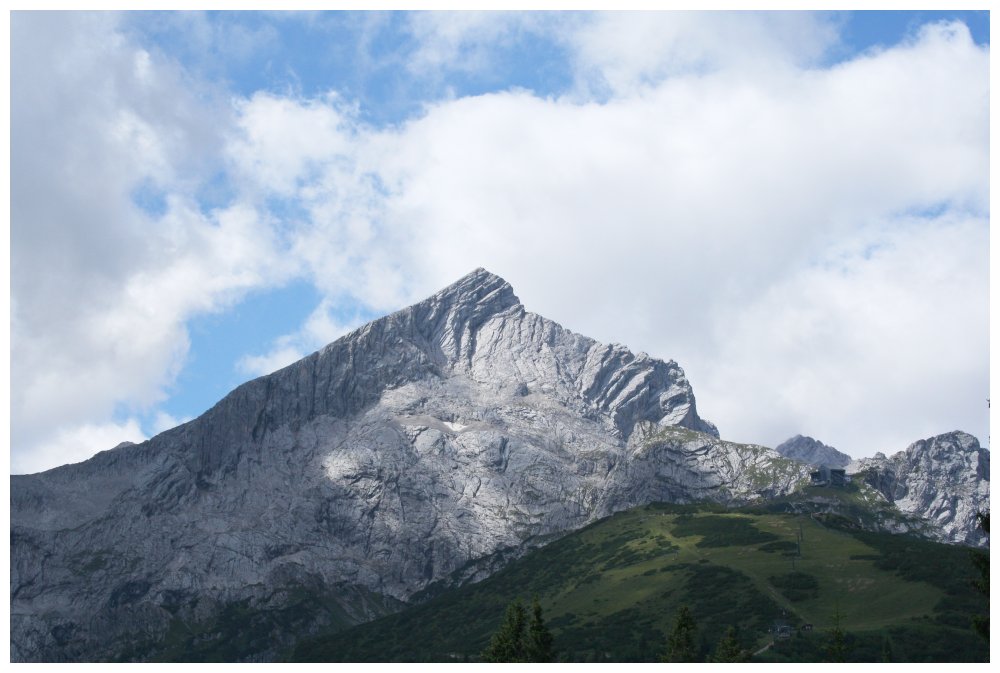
[{"x1": 288, "y1": 503, "x2": 988, "y2": 663}]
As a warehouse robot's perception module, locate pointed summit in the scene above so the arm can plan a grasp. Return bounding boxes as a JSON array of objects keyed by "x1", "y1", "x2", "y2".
[
  {"x1": 11, "y1": 266, "x2": 731, "y2": 661},
  {"x1": 406, "y1": 268, "x2": 522, "y2": 366},
  {"x1": 426, "y1": 267, "x2": 520, "y2": 316}
]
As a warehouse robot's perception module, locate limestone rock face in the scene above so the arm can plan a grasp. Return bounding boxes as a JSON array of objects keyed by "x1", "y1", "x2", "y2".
[
  {"x1": 9, "y1": 269, "x2": 991, "y2": 661},
  {"x1": 850, "y1": 431, "x2": 990, "y2": 547},
  {"x1": 11, "y1": 268, "x2": 782, "y2": 662},
  {"x1": 774, "y1": 435, "x2": 852, "y2": 468}
]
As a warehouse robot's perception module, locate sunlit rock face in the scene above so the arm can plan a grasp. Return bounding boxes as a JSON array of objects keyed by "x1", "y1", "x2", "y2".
[
  {"x1": 10, "y1": 269, "x2": 752, "y2": 661},
  {"x1": 9, "y1": 269, "x2": 987, "y2": 662},
  {"x1": 850, "y1": 430, "x2": 990, "y2": 547}
]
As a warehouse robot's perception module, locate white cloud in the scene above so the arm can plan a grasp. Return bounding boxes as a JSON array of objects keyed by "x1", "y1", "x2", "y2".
[
  {"x1": 403, "y1": 11, "x2": 544, "y2": 76},
  {"x1": 151, "y1": 411, "x2": 191, "y2": 435},
  {"x1": 11, "y1": 13, "x2": 989, "y2": 473},
  {"x1": 227, "y1": 91, "x2": 360, "y2": 197},
  {"x1": 11, "y1": 419, "x2": 147, "y2": 475},
  {"x1": 10, "y1": 13, "x2": 292, "y2": 472},
  {"x1": 701, "y1": 213, "x2": 989, "y2": 456},
  {"x1": 221, "y1": 16, "x2": 988, "y2": 457},
  {"x1": 362, "y1": 18, "x2": 987, "y2": 456},
  {"x1": 564, "y1": 11, "x2": 840, "y2": 97},
  {"x1": 237, "y1": 299, "x2": 367, "y2": 378}
]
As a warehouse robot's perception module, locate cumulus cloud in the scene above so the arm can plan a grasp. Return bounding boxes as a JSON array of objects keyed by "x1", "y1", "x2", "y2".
[
  {"x1": 564, "y1": 11, "x2": 841, "y2": 97},
  {"x1": 701, "y1": 213, "x2": 989, "y2": 454},
  {"x1": 195, "y1": 16, "x2": 990, "y2": 459},
  {"x1": 227, "y1": 91, "x2": 361, "y2": 197},
  {"x1": 10, "y1": 13, "x2": 292, "y2": 472},
  {"x1": 321, "y1": 18, "x2": 988, "y2": 457},
  {"x1": 11, "y1": 418, "x2": 148, "y2": 476},
  {"x1": 11, "y1": 12, "x2": 989, "y2": 472}
]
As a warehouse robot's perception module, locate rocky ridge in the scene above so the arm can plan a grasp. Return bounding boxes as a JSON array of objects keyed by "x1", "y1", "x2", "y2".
[
  {"x1": 9, "y1": 269, "x2": 990, "y2": 661},
  {"x1": 774, "y1": 435, "x2": 852, "y2": 468},
  {"x1": 11, "y1": 268, "x2": 797, "y2": 662},
  {"x1": 850, "y1": 431, "x2": 990, "y2": 546}
]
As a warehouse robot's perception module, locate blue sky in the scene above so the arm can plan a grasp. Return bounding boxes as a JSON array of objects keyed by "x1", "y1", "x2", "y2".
[
  {"x1": 117, "y1": 11, "x2": 990, "y2": 125},
  {"x1": 9, "y1": 10, "x2": 991, "y2": 472}
]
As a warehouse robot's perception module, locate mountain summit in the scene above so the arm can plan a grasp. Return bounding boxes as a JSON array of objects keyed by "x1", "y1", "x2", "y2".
[
  {"x1": 12, "y1": 268, "x2": 800, "y2": 661},
  {"x1": 9, "y1": 269, "x2": 987, "y2": 662}
]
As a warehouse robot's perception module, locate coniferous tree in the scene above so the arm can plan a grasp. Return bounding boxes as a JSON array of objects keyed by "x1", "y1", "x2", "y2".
[
  {"x1": 971, "y1": 512, "x2": 989, "y2": 642},
  {"x1": 712, "y1": 626, "x2": 750, "y2": 662},
  {"x1": 825, "y1": 608, "x2": 848, "y2": 663},
  {"x1": 526, "y1": 596, "x2": 555, "y2": 663},
  {"x1": 661, "y1": 605, "x2": 698, "y2": 662},
  {"x1": 880, "y1": 635, "x2": 893, "y2": 663},
  {"x1": 482, "y1": 600, "x2": 527, "y2": 662}
]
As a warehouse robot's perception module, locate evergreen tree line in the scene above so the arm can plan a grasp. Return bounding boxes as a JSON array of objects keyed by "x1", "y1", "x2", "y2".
[
  {"x1": 482, "y1": 599, "x2": 755, "y2": 663},
  {"x1": 970, "y1": 512, "x2": 989, "y2": 643},
  {"x1": 483, "y1": 595, "x2": 989, "y2": 663},
  {"x1": 663, "y1": 604, "x2": 851, "y2": 663},
  {"x1": 483, "y1": 512, "x2": 990, "y2": 667},
  {"x1": 660, "y1": 605, "x2": 751, "y2": 663},
  {"x1": 481, "y1": 597, "x2": 554, "y2": 663}
]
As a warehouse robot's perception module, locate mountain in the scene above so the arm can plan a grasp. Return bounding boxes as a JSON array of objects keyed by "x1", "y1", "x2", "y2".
[
  {"x1": 291, "y1": 503, "x2": 989, "y2": 663},
  {"x1": 849, "y1": 431, "x2": 990, "y2": 547},
  {"x1": 775, "y1": 435, "x2": 852, "y2": 468},
  {"x1": 11, "y1": 268, "x2": 808, "y2": 662}
]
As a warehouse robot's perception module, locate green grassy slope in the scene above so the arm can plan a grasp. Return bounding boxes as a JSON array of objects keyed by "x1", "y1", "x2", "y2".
[{"x1": 291, "y1": 503, "x2": 988, "y2": 663}]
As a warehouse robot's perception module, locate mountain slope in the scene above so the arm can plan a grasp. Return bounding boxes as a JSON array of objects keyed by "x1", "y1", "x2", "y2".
[
  {"x1": 12, "y1": 268, "x2": 802, "y2": 662},
  {"x1": 291, "y1": 503, "x2": 988, "y2": 663}
]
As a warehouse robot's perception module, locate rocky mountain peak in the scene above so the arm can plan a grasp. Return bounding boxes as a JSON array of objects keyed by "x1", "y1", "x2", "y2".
[
  {"x1": 851, "y1": 430, "x2": 989, "y2": 546},
  {"x1": 10, "y1": 268, "x2": 732, "y2": 660},
  {"x1": 10, "y1": 270, "x2": 987, "y2": 662},
  {"x1": 774, "y1": 435, "x2": 852, "y2": 468},
  {"x1": 428, "y1": 267, "x2": 519, "y2": 313}
]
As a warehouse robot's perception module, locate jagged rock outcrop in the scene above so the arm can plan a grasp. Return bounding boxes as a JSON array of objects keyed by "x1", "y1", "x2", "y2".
[
  {"x1": 774, "y1": 435, "x2": 852, "y2": 468},
  {"x1": 11, "y1": 268, "x2": 795, "y2": 662},
  {"x1": 850, "y1": 431, "x2": 989, "y2": 547}
]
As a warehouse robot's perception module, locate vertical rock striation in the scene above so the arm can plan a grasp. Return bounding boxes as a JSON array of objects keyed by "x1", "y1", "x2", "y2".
[
  {"x1": 10, "y1": 268, "x2": 986, "y2": 661},
  {"x1": 9, "y1": 268, "x2": 776, "y2": 661},
  {"x1": 850, "y1": 431, "x2": 990, "y2": 547}
]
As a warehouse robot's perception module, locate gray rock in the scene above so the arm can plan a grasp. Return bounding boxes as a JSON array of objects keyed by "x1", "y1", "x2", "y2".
[
  {"x1": 9, "y1": 269, "x2": 987, "y2": 661},
  {"x1": 850, "y1": 431, "x2": 989, "y2": 547},
  {"x1": 774, "y1": 435, "x2": 852, "y2": 468},
  {"x1": 9, "y1": 268, "x2": 786, "y2": 661}
]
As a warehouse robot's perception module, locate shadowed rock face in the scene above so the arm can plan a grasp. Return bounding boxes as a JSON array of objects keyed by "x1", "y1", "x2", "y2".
[
  {"x1": 774, "y1": 435, "x2": 852, "y2": 469},
  {"x1": 9, "y1": 269, "x2": 991, "y2": 661},
  {"x1": 12, "y1": 268, "x2": 796, "y2": 662},
  {"x1": 851, "y1": 431, "x2": 990, "y2": 547}
]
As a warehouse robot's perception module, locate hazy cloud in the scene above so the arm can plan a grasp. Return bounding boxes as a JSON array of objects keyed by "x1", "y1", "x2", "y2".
[
  {"x1": 237, "y1": 298, "x2": 366, "y2": 378},
  {"x1": 11, "y1": 419, "x2": 147, "y2": 475},
  {"x1": 565, "y1": 11, "x2": 841, "y2": 97}
]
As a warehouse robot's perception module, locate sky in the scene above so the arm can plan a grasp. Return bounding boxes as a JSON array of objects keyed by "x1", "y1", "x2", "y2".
[{"x1": 8, "y1": 9, "x2": 991, "y2": 474}]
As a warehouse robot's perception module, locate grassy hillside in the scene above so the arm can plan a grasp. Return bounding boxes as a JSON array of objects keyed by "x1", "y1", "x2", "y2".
[{"x1": 291, "y1": 503, "x2": 988, "y2": 662}]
